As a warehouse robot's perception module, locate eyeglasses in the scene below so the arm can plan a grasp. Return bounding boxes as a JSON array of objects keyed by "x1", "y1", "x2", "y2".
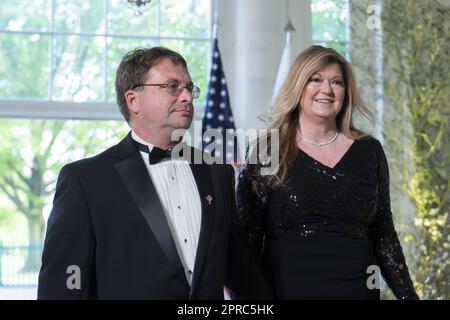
[{"x1": 132, "y1": 82, "x2": 201, "y2": 99}]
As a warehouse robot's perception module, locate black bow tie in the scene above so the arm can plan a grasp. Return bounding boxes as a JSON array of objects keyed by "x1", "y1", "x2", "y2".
[{"x1": 135, "y1": 141, "x2": 182, "y2": 165}]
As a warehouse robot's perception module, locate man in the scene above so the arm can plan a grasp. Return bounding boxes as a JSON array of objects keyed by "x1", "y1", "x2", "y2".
[{"x1": 38, "y1": 47, "x2": 272, "y2": 299}]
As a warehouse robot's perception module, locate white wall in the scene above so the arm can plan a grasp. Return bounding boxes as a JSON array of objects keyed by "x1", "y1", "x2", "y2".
[{"x1": 215, "y1": 0, "x2": 312, "y2": 130}]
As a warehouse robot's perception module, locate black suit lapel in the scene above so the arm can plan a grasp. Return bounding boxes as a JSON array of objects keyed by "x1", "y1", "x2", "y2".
[
  {"x1": 114, "y1": 133, "x2": 185, "y2": 275},
  {"x1": 188, "y1": 150, "x2": 216, "y2": 297}
]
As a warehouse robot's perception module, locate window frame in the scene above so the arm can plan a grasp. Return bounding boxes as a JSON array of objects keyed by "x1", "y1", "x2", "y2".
[{"x1": 0, "y1": 0, "x2": 212, "y2": 120}]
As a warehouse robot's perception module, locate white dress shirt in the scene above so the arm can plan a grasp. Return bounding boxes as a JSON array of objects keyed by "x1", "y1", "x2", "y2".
[{"x1": 132, "y1": 131, "x2": 202, "y2": 285}]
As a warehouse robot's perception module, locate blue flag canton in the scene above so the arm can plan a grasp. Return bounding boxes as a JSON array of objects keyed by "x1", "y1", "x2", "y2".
[{"x1": 202, "y1": 38, "x2": 239, "y2": 163}]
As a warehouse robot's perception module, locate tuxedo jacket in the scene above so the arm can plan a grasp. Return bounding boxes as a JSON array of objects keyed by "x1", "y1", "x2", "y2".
[{"x1": 38, "y1": 132, "x2": 272, "y2": 299}]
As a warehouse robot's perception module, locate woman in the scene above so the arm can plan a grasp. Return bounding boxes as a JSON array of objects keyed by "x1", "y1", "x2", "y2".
[{"x1": 236, "y1": 45, "x2": 419, "y2": 300}]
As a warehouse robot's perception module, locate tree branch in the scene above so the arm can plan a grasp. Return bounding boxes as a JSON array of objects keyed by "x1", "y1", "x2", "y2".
[
  {"x1": 42, "y1": 121, "x2": 64, "y2": 163},
  {"x1": 6, "y1": 159, "x2": 32, "y2": 190},
  {"x1": 0, "y1": 178, "x2": 28, "y2": 216},
  {"x1": 1, "y1": 175, "x2": 30, "y2": 200}
]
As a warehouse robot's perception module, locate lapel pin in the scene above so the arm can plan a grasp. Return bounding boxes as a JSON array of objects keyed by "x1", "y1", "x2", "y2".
[{"x1": 206, "y1": 195, "x2": 213, "y2": 205}]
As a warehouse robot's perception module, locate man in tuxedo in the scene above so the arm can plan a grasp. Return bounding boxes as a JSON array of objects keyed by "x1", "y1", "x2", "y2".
[{"x1": 38, "y1": 47, "x2": 272, "y2": 299}]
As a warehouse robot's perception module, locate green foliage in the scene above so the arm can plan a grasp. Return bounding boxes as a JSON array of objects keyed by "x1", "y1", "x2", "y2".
[
  {"x1": 0, "y1": 118, "x2": 128, "y2": 272},
  {"x1": 0, "y1": 33, "x2": 49, "y2": 98},
  {"x1": 0, "y1": 0, "x2": 210, "y2": 103},
  {"x1": 312, "y1": 0, "x2": 348, "y2": 56},
  {"x1": 0, "y1": 204, "x2": 28, "y2": 246},
  {"x1": 351, "y1": 0, "x2": 449, "y2": 299},
  {"x1": 0, "y1": 200, "x2": 15, "y2": 227},
  {"x1": 54, "y1": 0, "x2": 105, "y2": 33},
  {"x1": 382, "y1": 0, "x2": 449, "y2": 300},
  {"x1": 0, "y1": 119, "x2": 128, "y2": 245},
  {"x1": 108, "y1": 0, "x2": 158, "y2": 35},
  {"x1": 0, "y1": 0, "x2": 50, "y2": 31},
  {"x1": 312, "y1": 0, "x2": 348, "y2": 42}
]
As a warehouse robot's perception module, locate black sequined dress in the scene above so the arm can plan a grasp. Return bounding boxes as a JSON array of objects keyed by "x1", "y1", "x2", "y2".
[{"x1": 237, "y1": 137, "x2": 419, "y2": 300}]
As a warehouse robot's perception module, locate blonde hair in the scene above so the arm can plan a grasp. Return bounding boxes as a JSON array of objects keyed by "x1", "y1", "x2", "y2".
[{"x1": 261, "y1": 45, "x2": 374, "y2": 187}]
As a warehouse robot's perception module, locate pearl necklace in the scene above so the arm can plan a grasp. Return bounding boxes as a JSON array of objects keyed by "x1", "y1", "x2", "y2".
[{"x1": 298, "y1": 129, "x2": 339, "y2": 147}]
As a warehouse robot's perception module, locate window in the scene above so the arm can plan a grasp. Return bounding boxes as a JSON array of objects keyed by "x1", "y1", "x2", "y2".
[
  {"x1": 0, "y1": 0, "x2": 211, "y2": 114},
  {"x1": 311, "y1": 0, "x2": 349, "y2": 57}
]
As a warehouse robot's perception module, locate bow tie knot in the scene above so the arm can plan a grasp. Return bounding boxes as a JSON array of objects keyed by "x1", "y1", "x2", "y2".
[
  {"x1": 148, "y1": 146, "x2": 172, "y2": 164},
  {"x1": 135, "y1": 141, "x2": 182, "y2": 165}
]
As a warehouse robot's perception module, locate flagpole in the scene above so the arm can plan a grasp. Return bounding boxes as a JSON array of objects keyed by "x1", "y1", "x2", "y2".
[
  {"x1": 207, "y1": 1, "x2": 219, "y2": 80},
  {"x1": 284, "y1": 20, "x2": 295, "y2": 45},
  {"x1": 284, "y1": 0, "x2": 295, "y2": 44},
  {"x1": 212, "y1": 6, "x2": 219, "y2": 39}
]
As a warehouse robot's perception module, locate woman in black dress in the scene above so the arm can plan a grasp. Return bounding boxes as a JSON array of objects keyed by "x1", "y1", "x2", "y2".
[{"x1": 236, "y1": 45, "x2": 419, "y2": 300}]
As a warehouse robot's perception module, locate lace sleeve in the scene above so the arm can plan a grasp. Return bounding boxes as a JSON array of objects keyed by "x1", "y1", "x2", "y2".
[
  {"x1": 236, "y1": 162, "x2": 270, "y2": 264},
  {"x1": 371, "y1": 140, "x2": 419, "y2": 300}
]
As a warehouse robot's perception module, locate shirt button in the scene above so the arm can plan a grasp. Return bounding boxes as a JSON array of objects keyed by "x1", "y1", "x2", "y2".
[
  {"x1": 178, "y1": 205, "x2": 181, "y2": 209},
  {"x1": 184, "y1": 238, "x2": 187, "y2": 243},
  {"x1": 171, "y1": 176, "x2": 175, "y2": 180}
]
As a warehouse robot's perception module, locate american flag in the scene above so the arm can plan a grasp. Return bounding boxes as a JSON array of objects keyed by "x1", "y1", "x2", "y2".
[{"x1": 202, "y1": 38, "x2": 239, "y2": 164}]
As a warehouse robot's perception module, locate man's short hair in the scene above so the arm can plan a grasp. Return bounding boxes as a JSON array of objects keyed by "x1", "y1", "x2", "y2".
[{"x1": 115, "y1": 47, "x2": 188, "y2": 123}]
